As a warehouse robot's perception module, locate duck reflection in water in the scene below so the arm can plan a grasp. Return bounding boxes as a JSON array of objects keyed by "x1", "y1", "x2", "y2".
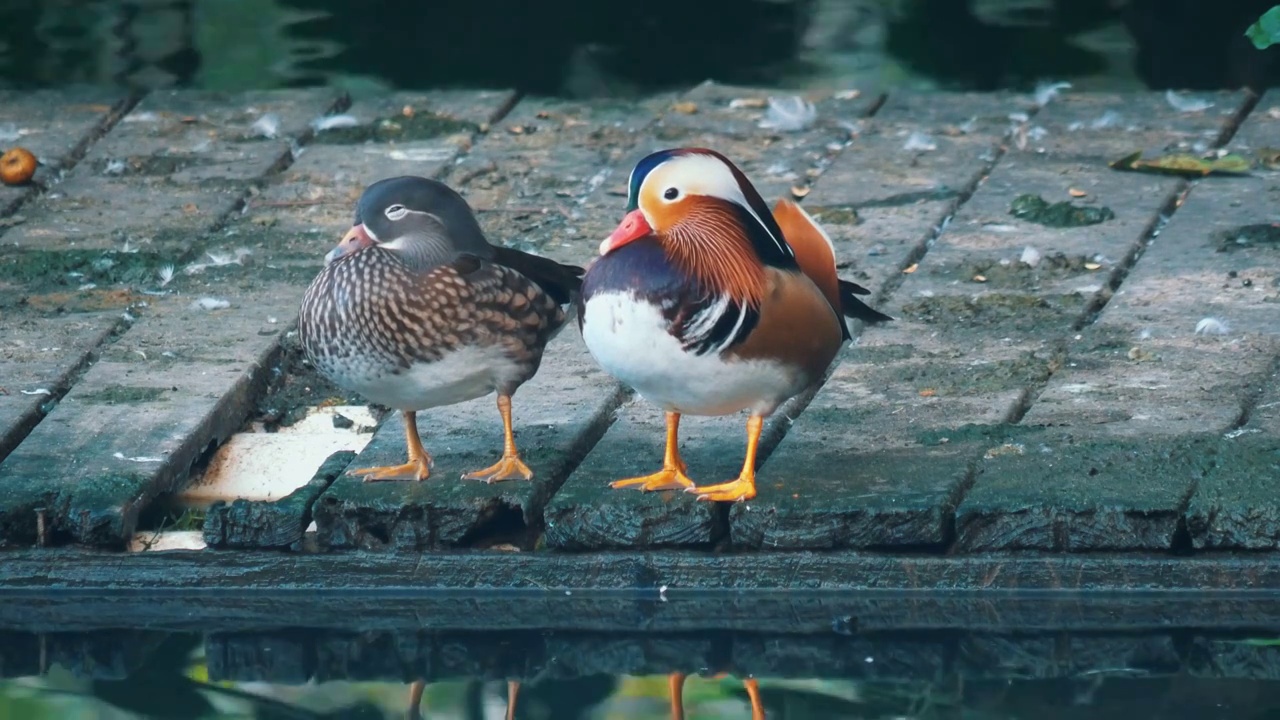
[
  {"x1": 405, "y1": 673, "x2": 765, "y2": 718},
  {"x1": 407, "y1": 679, "x2": 520, "y2": 719},
  {"x1": 670, "y1": 672, "x2": 765, "y2": 719}
]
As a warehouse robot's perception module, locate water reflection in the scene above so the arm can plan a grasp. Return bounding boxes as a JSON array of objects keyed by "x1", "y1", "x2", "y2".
[
  {"x1": 1, "y1": 0, "x2": 1276, "y2": 96},
  {"x1": 5, "y1": 627, "x2": 1280, "y2": 719}
]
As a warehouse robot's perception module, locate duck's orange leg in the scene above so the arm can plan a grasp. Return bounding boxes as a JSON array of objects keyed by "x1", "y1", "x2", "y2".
[
  {"x1": 688, "y1": 415, "x2": 761, "y2": 502},
  {"x1": 506, "y1": 679, "x2": 520, "y2": 720},
  {"x1": 463, "y1": 394, "x2": 535, "y2": 483},
  {"x1": 669, "y1": 672, "x2": 687, "y2": 719},
  {"x1": 744, "y1": 677, "x2": 765, "y2": 719},
  {"x1": 611, "y1": 412, "x2": 696, "y2": 491},
  {"x1": 352, "y1": 410, "x2": 432, "y2": 481},
  {"x1": 406, "y1": 680, "x2": 426, "y2": 720}
]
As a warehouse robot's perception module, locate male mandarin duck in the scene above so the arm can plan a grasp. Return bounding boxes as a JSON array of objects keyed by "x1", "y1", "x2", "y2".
[
  {"x1": 299, "y1": 176, "x2": 583, "y2": 483},
  {"x1": 579, "y1": 148, "x2": 891, "y2": 502}
]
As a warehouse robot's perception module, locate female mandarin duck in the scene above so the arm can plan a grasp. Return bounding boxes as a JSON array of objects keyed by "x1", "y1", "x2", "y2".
[
  {"x1": 579, "y1": 148, "x2": 890, "y2": 502},
  {"x1": 299, "y1": 176, "x2": 583, "y2": 483}
]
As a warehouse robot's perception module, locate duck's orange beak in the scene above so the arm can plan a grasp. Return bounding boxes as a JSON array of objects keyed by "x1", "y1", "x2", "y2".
[
  {"x1": 599, "y1": 209, "x2": 651, "y2": 256},
  {"x1": 325, "y1": 223, "x2": 373, "y2": 265}
]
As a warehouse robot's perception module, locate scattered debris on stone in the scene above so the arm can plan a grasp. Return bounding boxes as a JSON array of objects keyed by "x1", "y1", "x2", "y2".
[
  {"x1": 0, "y1": 146, "x2": 37, "y2": 185},
  {"x1": 1020, "y1": 246, "x2": 1042, "y2": 267},
  {"x1": 1195, "y1": 317, "x2": 1230, "y2": 336},
  {"x1": 250, "y1": 113, "x2": 282, "y2": 139},
  {"x1": 192, "y1": 297, "x2": 231, "y2": 311},
  {"x1": 1033, "y1": 81, "x2": 1071, "y2": 107},
  {"x1": 310, "y1": 113, "x2": 361, "y2": 133},
  {"x1": 758, "y1": 96, "x2": 817, "y2": 132},
  {"x1": 1127, "y1": 346, "x2": 1157, "y2": 362},
  {"x1": 1010, "y1": 193, "x2": 1115, "y2": 228},
  {"x1": 1110, "y1": 150, "x2": 1251, "y2": 177},
  {"x1": 114, "y1": 451, "x2": 165, "y2": 463},
  {"x1": 903, "y1": 131, "x2": 937, "y2": 152},
  {"x1": 984, "y1": 443, "x2": 1025, "y2": 459},
  {"x1": 1165, "y1": 90, "x2": 1214, "y2": 113}
]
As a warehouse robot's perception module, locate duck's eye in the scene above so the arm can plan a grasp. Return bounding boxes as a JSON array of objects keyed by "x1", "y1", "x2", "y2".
[
  {"x1": 384, "y1": 204, "x2": 408, "y2": 220},
  {"x1": 662, "y1": 187, "x2": 679, "y2": 201}
]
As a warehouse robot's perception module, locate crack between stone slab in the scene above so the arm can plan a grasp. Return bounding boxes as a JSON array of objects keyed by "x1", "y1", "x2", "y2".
[{"x1": 0, "y1": 92, "x2": 143, "y2": 234}]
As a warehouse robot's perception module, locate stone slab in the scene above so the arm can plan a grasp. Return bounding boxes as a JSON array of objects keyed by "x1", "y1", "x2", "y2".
[{"x1": 956, "y1": 95, "x2": 1278, "y2": 552}]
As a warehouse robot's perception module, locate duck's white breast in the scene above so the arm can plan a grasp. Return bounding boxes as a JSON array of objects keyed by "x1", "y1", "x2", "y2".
[
  {"x1": 339, "y1": 344, "x2": 518, "y2": 412},
  {"x1": 581, "y1": 291, "x2": 800, "y2": 417}
]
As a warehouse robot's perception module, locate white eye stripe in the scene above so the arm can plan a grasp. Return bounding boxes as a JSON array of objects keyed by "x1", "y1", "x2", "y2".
[{"x1": 384, "y1": 204, "x2": 409, "y2": 220}]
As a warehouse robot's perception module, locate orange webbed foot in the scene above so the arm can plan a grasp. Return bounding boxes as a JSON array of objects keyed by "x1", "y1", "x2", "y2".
[
  {"x1": 686, "y1": 475, "x2": 756, "y2": 502},
  {"x1": 462, "y1": 453, "x2": 534, "y2": 483},
  {"x1": 688, "y1": 414, "x2": 761, "y2": 501},
  {"x1": 464, "y1": 394, "x2": 535, "y2": 483},
  {"x1": 351, "y1": 455, "x2": 432, "y2": 482},
  {"x1": 610, "y1": 463, "x2": 695, "y2": 492},
  {"x1": 612, "y1": 411, "x2": 693, "y2": 492}
]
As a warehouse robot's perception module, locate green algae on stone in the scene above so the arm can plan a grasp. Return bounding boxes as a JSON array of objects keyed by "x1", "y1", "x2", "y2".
[
  {"x1": 311, "y1": 113, "x2": 476, "y2": 145},
  {"x1": 809, "y1": 206, "x2": 862, "y2": 226},
  {"x1": 93, "y1": 154, "x2": 213, "y2": 177},
  {"x1": 1214, "y1": 223, "x2": 1280, "y2": 252},
  {"x1": 1010, "y1": 193, "x2": 1114, "y2": 228},
  {"x1": 942, "y1": 252, "x2": 1101, "y2": 290},
  {"x1": 893, "y1": 354, "x2": 1055, "y2": 395},
  {"x1": 78, "y1": 385, "x2": 169, "y2": 404},
  {"x1": 0, "y1": 249, "x2": 169, "y2": 289},
  {"x1": 902, "y1": 292, "x2": 1086, "y2": 333},
  {"x1": 916, "y1": 422, "x2": 1046, "y2": 447}
]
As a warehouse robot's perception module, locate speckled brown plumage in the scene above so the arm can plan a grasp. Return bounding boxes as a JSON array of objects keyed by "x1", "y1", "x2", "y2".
[
  {"x1": 300, "y1": 250, "x2": 566, "y2": 400},
  {"x1": 297, "y1": 175, "x2": 583, "y2": 484}
]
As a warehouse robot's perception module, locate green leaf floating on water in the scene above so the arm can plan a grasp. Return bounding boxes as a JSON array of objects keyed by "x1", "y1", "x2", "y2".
[
  {"x1": 1246, "y1": 6, "x2": 1280, "y2": 50},
  {"x1": 1009, "y1": 194, "x2": 1115, "y2": 228},
  {"x1": 1110, "y1": 151, "x2": 1253, "y2": 177}
]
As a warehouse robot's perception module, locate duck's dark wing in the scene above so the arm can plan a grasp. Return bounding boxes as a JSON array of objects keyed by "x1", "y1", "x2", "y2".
[
  {"x1": 491, "y1": 246, "x2": 584, "y2": 306},
  {"x1": 837, "y1": 278, "x2": 893, "y2": 324}
]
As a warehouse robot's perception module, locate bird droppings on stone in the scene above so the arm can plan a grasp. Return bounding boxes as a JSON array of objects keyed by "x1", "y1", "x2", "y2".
[{"x1": 1033, "y1": 81, "x2": 1071, "y2": 107}]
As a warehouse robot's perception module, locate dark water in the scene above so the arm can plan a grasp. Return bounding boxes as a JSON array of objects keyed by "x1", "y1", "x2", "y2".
[
  {"x1": 0, "y1": 0, "x2": 1277, "y2": 96},
  {"x1": 5, "y1": 593, "x2": 1280, "y2": 719}
]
